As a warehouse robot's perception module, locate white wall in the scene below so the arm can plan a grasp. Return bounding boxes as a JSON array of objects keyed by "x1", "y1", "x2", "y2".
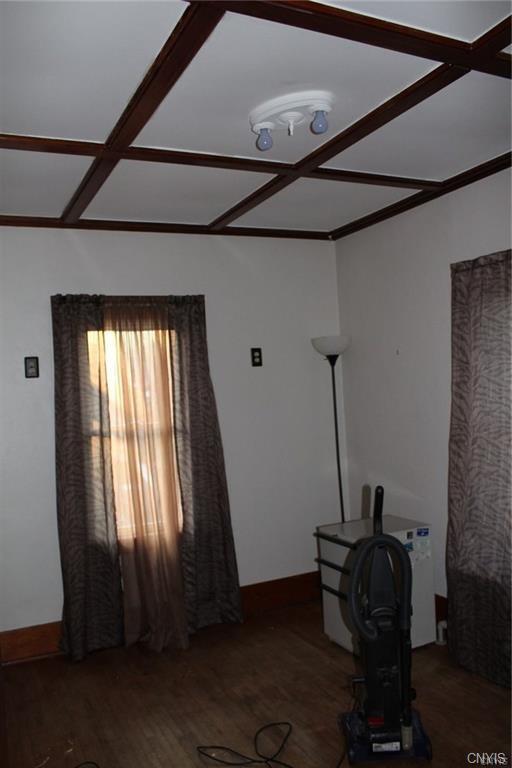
[
  {"x1": 335, "y1": 170, "x2": 511, "y2": 596},
  {"x1": 0, "y1": 229, "x2": 340, "y2": 631}
]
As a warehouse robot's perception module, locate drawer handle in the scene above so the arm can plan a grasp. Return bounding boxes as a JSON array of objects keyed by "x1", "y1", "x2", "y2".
[
  {"x1": 321, "y1": 583, "x2": 347, "y2": 601},
  {"x1": 315, "y1": 557, "x2": 350, "y2": 575},
  {"x1": 314, "y1": 531, "x2": 356, "y2": 549}
]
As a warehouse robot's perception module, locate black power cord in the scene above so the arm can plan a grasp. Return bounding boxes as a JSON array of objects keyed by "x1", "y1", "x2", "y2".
[
  {"x1": 72, "y1": 763, "x2": 100, "y2": 768},
  {"x1": 197, "y1": 721, "x2": 347, "y2": 768}
]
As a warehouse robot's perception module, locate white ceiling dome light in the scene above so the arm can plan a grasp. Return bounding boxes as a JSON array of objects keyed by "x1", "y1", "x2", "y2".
[{"x1": 249, "y1": 90, "x2": 334, "y2": 151}]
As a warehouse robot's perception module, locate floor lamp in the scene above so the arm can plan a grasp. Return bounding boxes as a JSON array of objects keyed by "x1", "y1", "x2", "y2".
[{"x1": 311, "y1": 334, "x2": 351, "y2": 524}]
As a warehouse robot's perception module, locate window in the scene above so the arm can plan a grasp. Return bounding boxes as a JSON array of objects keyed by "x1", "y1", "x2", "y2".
[{"x1": 87, "y1": 328, "x2": 182, "y2": 539}]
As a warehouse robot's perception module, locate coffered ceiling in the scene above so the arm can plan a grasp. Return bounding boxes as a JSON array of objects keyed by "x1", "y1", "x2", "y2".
[{"x1": 0, "y1": 1, "x2": 510, "y2": 241}]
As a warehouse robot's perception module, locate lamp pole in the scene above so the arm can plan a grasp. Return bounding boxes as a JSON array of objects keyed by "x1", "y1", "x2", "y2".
[
  {"x1": 326, "y1": 354, "x2": 345, "y2": 524},
  {"x1": 311, "y1": 335, "x2": 350, "y2": 525}
]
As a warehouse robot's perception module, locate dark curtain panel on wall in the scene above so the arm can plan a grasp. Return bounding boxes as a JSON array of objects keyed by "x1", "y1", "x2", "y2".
[
  {"x1": 447, "y1": 250, "x2": 511, "y2": 687},
  {"x1": 51, "y1": 295, "x2": 124, "y2": 661},
  {"x1": 169, "y1": 296, "x2": 242, "y2": 630}
]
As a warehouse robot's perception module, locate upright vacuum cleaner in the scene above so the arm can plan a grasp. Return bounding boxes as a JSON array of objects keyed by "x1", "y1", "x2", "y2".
[{"x1": 341, "y1": 486, "x2": 432, "y2": 763}]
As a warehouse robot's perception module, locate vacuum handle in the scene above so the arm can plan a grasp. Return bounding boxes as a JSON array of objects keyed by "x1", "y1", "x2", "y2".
[{"x1": 373, "y1": 485, "x2": 384, "y2": 535}]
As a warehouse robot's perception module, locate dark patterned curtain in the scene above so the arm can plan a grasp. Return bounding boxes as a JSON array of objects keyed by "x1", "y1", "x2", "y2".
[
  {"x1": 52, "y1": 295, "x2": 124, "y2": 661},
  {"x1": 447, "y1": 250, "x2": 511, "y2": 686},
  {"x1": 169, "y1": 297, "x2": 242, "y2": 631},
  {"x1": 52, "y1": 294, "x2": 241, "y2": 661}
]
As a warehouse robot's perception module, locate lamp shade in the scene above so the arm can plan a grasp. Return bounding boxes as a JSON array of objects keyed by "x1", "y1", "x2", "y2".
[{"x1": 311, "y1": 334, "x2": 351, "y2": 356}]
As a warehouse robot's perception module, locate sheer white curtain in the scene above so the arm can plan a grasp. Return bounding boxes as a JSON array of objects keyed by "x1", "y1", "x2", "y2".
[{"x1": 89, "y1": 303, "x2": 189, "y2": 651}]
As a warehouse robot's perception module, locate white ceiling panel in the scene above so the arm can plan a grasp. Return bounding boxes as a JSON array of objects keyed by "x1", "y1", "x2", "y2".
[
  {"x1": 233, "y1": 178, "x2": 417, "y2": 231},
  {"x1": 0, "y1": 1, "x2": 185, "y2": 141},
  {"x1": 0, "y1": 149, "x2": 92, "y2": 216},
  {"x1": 316, "y1": 2, "x2": 511, "y2": 41},
  {"x1": 84, "y1": 161, "x2": 272, "y2": 224},
  {"x1": 324, "y1": 72, "x2": 511, "y2": 180},
  {"x1": 136, "y1": 11, "x2": 436, "y2": 163}
]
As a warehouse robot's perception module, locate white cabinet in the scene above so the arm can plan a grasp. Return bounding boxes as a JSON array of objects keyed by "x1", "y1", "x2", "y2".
[{"x1": 316, "y1": 515, "x2": 436, "y2": 650}]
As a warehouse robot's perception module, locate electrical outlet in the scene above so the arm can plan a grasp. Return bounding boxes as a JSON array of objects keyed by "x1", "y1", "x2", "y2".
[
  {"x1": 24, "y1": 356, "x2": 39, "y2": 378},
  {"x1": 251, "y1": 348, "x2": 262, "y2": 367}
]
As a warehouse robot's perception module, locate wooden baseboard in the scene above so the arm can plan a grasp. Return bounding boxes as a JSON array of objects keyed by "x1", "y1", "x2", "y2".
[
  {"x1": 0, "y1": 571, "x2": 321, "y2": 664},
  {"x1": 0, "y1": 621, "x2": 62, "y2": 665},
  {"x1": 0, "y1": 666, "x2": 7, "y2": 766},
  {"x1": 241, "y1": 570, "x2": 320, "y2": 619}
]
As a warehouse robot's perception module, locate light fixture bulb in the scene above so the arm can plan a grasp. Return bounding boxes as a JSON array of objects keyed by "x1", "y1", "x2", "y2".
[
  {"x1": 310, "y1": 110, "x2": 328, "y2": 135},
  {"x1": 256, "y1": 127, "x2": 273, "y2": 151}
]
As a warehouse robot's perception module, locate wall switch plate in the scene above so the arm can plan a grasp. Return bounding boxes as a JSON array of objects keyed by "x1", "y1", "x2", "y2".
[
  {"x1": 251, "y1": 348, "x2": 262, "y2": 367},
  {"x1": 24, "y1": 356, "x2": 39, "y2": 378}
]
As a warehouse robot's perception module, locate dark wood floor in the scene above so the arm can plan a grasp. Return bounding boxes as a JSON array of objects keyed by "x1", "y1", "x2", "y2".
[{"x1": 2, "y1": 602, "x2": 510, "y2": 768}]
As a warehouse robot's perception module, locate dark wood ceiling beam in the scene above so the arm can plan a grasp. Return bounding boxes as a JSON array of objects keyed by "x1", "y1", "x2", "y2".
[
  {"x1": 438, "y1": 151, "x2": 511, "y2": 194},
  {"x1": 209, "y1": 176, "x2": 295, "y2": 230},
  {"x1": 0, "y1": 216, "x2": 64, "y2": 229},
  {"x1": 330, "y1": 152, "x2": 511, "y2": 240},
  {"x1": 469, "y1": 16, "x2": 511, "y2": 75},
  {"x1": 209, "y1": 63, "x2": 467, "y2": 230},
  {"x1": 0, "y1": 214, "x2": 329, "y2": 240},
  {"x1": 496, "y1": 52, "x2": 512, "y2": 66},
  {"x1": 309, "y1": 167, "x2": 441, "y2": 190},
  {"x1": 61, "y1": 156, "x2": 120, "y2": 223},
  {"x1": 216, "y1": 1, "x2": 510, "y2": 78},
  {"x1": 0, "y1": 134, "x2": 102, "y2": 156},
  {"x1": 61, "y1": 3, "x2": 225, "y2": 223},
  {"x1": 329, "y1": 189, "x2": 435, "y2": 241},
  {"x1": 442, "y1": 14, "x2": 511, "y2": 78},
  {"x1": 122, "y1": 146, "x2": 295, "y2": 175},
  {"x1": 219, "y1": 225, "x2": 329, "y2": 240}
]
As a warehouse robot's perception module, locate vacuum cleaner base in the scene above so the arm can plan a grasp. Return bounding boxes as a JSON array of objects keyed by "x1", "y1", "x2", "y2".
[{"x1": 340, "y1": 708, "x2": 432, "y2": 764}]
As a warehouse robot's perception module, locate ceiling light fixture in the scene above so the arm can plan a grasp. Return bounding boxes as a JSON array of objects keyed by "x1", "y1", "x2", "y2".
[{"x1": 250, "y1": 90, "x2": 334, "y2": 151}]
